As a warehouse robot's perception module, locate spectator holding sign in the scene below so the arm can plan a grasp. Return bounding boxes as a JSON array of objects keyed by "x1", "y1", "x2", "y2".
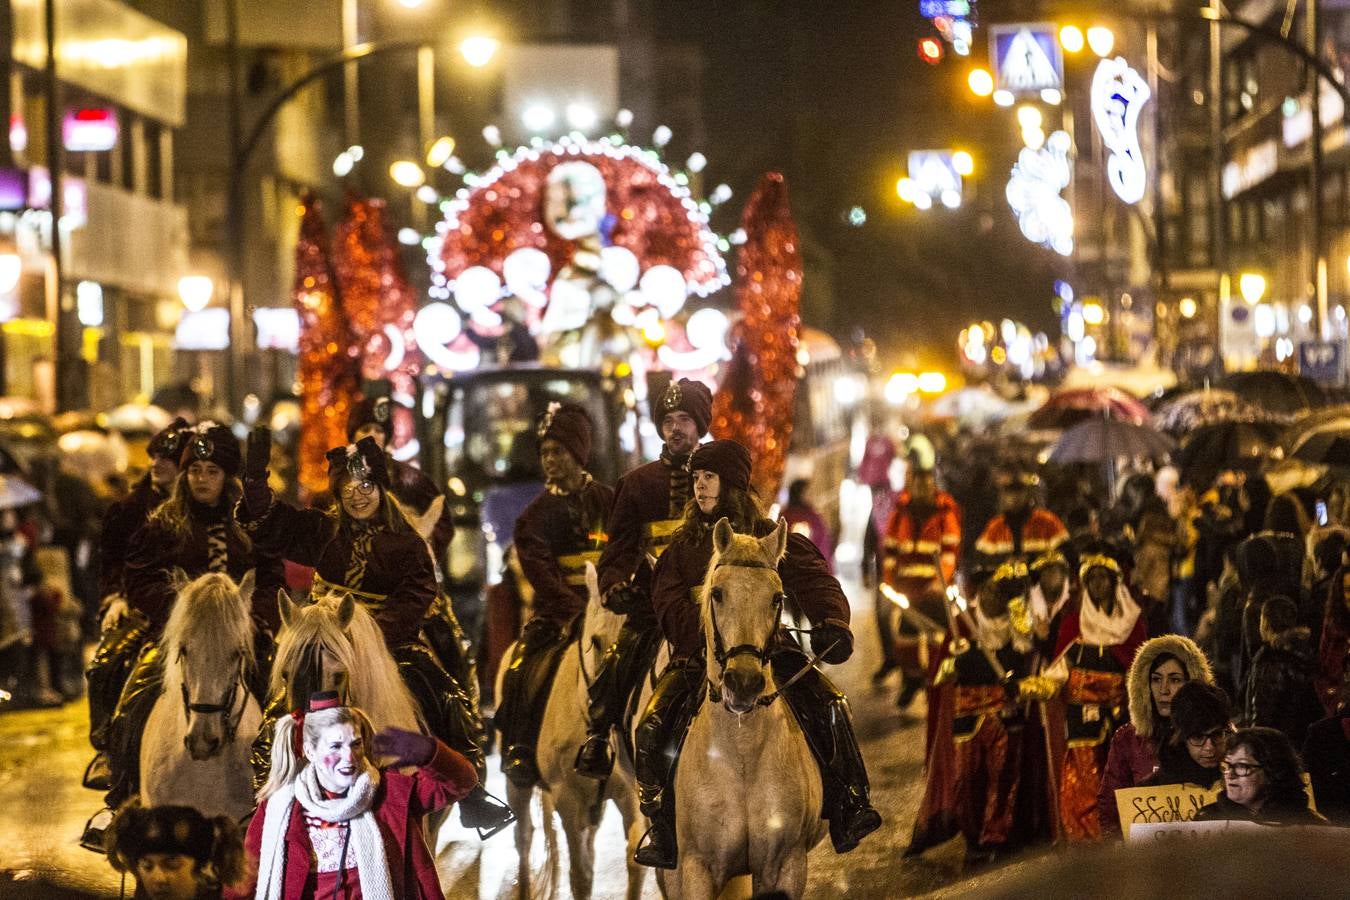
[
  {"x1": 1140, "y1": 681, "x2": 1231, "y2": 790},
  {"x1": 1194, "y1": 727, "x2": 1325, "y2": 825}
]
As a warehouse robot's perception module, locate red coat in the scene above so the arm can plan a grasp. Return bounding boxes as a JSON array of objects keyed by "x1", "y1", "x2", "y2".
[
  {"x1": 882, "y1": 490, "x2": 961, "y2": 595},
  {"x1": 230, "y1": 743, "x2": 477, "y2": 900},
  {"x1": 1097, "y1": 723, "x2": 1159, "y2": 836},
  {"x1": 974, "y1": 508, "x2": 1067, "y2": 566}
]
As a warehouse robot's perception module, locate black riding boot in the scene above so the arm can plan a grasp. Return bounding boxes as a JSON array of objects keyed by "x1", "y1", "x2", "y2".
[
  {"x1": 104, "y1": 644, "x2": 164, "y2": 809},
  {"x1": 497, "y1": 618, "x2": 572, "y2": 788},
  {"x1": 422, "y1": 595, "x2": 478, "y2": 707},
  {"x1": 575, "y1": 619, "x2": 662, "y2": 778},
  {"x1": 392, "y1": 641, "x2": 513, "y2": 834},
  {"x1": 83, "y1": 615, "x2": 149, "y2": 789},
  {"x1": 633, "y1": 659, "x2": 704, "y2": 869},
  {"x1": 773, "y1": 649, "x2": 882, "y2": 853}
]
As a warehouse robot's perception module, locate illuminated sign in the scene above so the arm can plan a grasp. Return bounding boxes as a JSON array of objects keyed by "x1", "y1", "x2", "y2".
[
  {"x1": 1006, "y1": 129, "x2": 1073, "y2": 256},
  {"x1": 252, "y1": 307, "x2": 299, "y2": 352},
  {"x1": 919, "y1": 0, "x2": 971, "y2": 17},
  {"x1": 990, "y1": 23, "x2": 1062, "y2": 95},
  {"x1": 907, "y1": 151, "x2": 964, "y2": 208},
  {"x1": 174, "y1": 307, "x2": 230, "y2": 350},
  {"x1": 63, "y1": 107, "x2": 119, "y2": 152},
  {"x1": 1090, "y1": 58, "x2": 1151, "y2": 204}
]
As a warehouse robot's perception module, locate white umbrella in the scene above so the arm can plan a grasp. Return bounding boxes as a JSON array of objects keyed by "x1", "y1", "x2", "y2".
[
  {"x1": 0, "y1": 474, "x2": 42, "y2": 510},
  {"x1": 106, "y1": 403, "x2": 173, "y2": 436}
]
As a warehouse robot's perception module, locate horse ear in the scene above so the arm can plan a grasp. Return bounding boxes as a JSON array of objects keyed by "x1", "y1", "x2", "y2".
[
  {"x1": 336, "y1": 592, "x2": 356, "y2": 630},
  {"x1": 169, "y1": 567, "x2": 190, "y2": 592},
  {"x1": 237, "y1": 569, "x2": 256, "y2": 605},
  {"x1": 713, "y1": 517, "x2": 734, "y2": 555},
  {"x1": 412, "y1": 495, "x2": 444, "y2": 542},
  {"x1": 763, "y1": 518, "x2": 788, "y2": 563},
  {"x1": 585, "y1": 562, "x2": 600, "y2": 604},
  {"x1": 278, "y1": 588, "x2": 296, "y2": 629}
]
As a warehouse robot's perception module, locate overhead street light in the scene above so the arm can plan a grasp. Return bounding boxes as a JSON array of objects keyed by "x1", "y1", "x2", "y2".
[
  {"x1": 459, "y1": 35, "x2": 499, "y2": 68},
  {"x1": 389, "y1": 159, "x2": 426, "y2": 187},
  {"x1": 1059, "y1": 25, "x2": 1085, "y2": 53},
  {"x1": 1238, "y1": 272, "x2": 1267, "y2": 305},
  {"x1": 178, "y1": 275, "x2": 214, "y2": 312},
  {"x1": 952, "y1": 150, "x2": 974, "y2": 176},
  {"x1": 968, "y1": 68, "x2": 994, "y2": 97},
  {"x1": 1087, "y1": 26, "x2": 1115, "y2": 57},
  {"x1": 425, "y1": 135, "x2": 456, "y2": 167}
]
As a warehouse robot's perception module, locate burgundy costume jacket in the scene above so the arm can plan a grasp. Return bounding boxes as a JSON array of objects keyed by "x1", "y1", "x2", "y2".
[{"x1": 514, "y1": 479, "x2": 614, "y2": 625}]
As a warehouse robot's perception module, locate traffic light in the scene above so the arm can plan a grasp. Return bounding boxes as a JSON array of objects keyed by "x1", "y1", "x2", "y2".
[{"x1": 918, "y1": 37, "x2": 944, "y2": 65}]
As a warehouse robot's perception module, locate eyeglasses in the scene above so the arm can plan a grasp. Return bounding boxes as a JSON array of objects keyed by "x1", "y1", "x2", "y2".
[
  {"x1": 1186, "y1": 727, "x2": 1228, "y2": 748},
  {"x1": 339, "y1": 480, "x2": 376, "y2": 500},
  {"x1": 1218, "y1": 760, "x2": 1263, "y2": 777}
]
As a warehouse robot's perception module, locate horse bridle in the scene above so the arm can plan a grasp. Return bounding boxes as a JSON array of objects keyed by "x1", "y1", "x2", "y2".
[{"x1": 178, "y1": 650, "x2": 248, "y2": 745}]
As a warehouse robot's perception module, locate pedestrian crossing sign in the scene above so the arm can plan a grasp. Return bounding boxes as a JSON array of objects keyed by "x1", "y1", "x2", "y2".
[{"x1": 990, "y1": 23, "x2": 1063, "y2": 94}]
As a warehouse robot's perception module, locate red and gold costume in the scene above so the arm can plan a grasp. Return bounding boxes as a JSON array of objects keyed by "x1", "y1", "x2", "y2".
[
  {"x1": 974, "y1": 507, "x2": 1068, "y2": 568},
  {"x1": 882, "y1": 489, "x2": 961, "y2": 678}
]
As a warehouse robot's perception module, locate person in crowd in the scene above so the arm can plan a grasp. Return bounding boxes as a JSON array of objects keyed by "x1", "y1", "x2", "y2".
[
  {"x1": 1305, "y1": 526, "x2": 1348, "y2": 648},
  {"x1": 1027, "y1": 550, "x2": 1074, "y2": 657},
  {"x1": 972, "y1": 467, "x2": 1067, "y2": 574},
  {"x1": 1264, "y1": 493, "x2": 1311, "y2": 544},
  {"x1": 1302, "y1": 661, "x2": 1350, "y2": 826},
  {"x1": 782, "y1": 477, "x2": 835, "y2": 572},
  {"x1": 1245, "y1": 595, "x2": 1323, "y2": 745},
  {"x1": 1168, "y1": 482, "x2": 1202, "y2": 636},
  {"x1": 1194, "y1": 726, "x2": 1324, "y2": 825},
  {"x1": 1043, "y1": 552, "x2": 1147, "y2": 841},
  {"x1": 1109, "y1": 474, "x2": 1175, "y2": 637},
  {"x1": 908, "y1": 562, "x2": 1044, "y2": 863},
  {"x1": 1140, "y1": 681, "x2": 1231, "y2": 789},
  {"x1": 858, "y1": 434, "x2": 902, "y2": 681},
  {"x1": 497, "y1": 404, "x2": 613, "y2": 788},
  {"x1": 239, "y1": 430, "x2": 509, "y2": 833},
  {"x1": 634, "y1": 439, "x2": 880, "y2": 868},
  {"x1": 0, "y1": 504, "x2": 46, "y2": 709},
  {"x1": 575, "y1": 379, "x2": 712, "y2": 780},
  {"x1": 1315, "y1": 542, "x2": 1350, "y2": 714},
  {"x1": 232, "y1": 692, "x2": 478, "y2": 900},
  {"x1": 1098, "y1": 634, "x2": 1214, "y2": 836},
  {"x1": 880, "y1": 455, "x2": 961, "y2": 710},
  {"x1": 96, "y1": 423, "x2": 286, "y2": 824},
  {"x1": 106, "y1": 804, "x2": 246, "y2": 900},
  {"x1": 83, "y1": 420, "x2": 189, "y2": 787}
]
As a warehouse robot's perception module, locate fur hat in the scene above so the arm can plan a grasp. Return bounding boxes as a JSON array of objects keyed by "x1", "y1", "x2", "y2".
[
  {"x1": 106, "y1": 804, "x2": 220, "y2": 870},
  {"x1": 346, "y1": 395, "x2": 394, "y2": 442},
  {"x1": 1169, "y1": 681, "x2": 1231, "y2": 742},
  {"x1": 655, "y1": 378, "x2": 713, "y2": 436},
  {"x1": 689, "y1": 439, "x2": 752, "y2": 493},
  {"x1": 178, "y1": 422, "x2": 241, "y2": 476},
  {"x1": 146, "y1": 417, "x2": 191, "y2": 461},
  {"x1": 1126, "y1": 634, "x2": 1215, "y2": 738},
  {"x1": 325, "y1": 436, "x2": 390, "y2": 491},
  {"x1": 536, "y1": 402, "x2": 594, "y2": 466}
]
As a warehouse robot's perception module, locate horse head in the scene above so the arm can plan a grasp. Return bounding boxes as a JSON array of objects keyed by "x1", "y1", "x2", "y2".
[
  {"x1": 701, "y1": 518, "x2": 788, "y2": 715},
  {"x1": 582, "y1": 561, "x2": 624, "y2": 670},
  {"x1": 273, "y1": 588, "x2": 357, "y2": 712},
  {"x1": 161, "y1": 570, "x2": 256, "y2": 760}
]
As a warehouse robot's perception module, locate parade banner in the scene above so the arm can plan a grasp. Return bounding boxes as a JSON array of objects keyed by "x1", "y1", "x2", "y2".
[
  {"x1": 1129, "y1": 818, "x2": 1262, "y2": 842},
  {"x1": 1116, "y1": 783, "x2": 1221, "y2": 839}
]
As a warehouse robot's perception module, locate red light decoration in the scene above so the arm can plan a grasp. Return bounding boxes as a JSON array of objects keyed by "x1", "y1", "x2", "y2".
[
  {"x1": 291, "y1": 195, "x2": 358, "y2": 497},
  {"x1": 711, "y1": 173, "x2": 802, "y2": 503},
  {"x1": 332, "y1": 195, "x2": 422, "y2": 450},
  {"x1": 919, "y1": 37, "x2": 944, "y2": 65}
]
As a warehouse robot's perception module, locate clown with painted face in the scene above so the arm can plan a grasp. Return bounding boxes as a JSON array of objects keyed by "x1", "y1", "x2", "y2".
[{"x1": 238, "y1": 433, "x2": 511, "y2": 835}]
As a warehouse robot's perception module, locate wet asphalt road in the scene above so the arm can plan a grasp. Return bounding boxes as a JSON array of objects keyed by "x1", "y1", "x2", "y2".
[{"x1": 0, "y1": 572, "x2": 1034, "y2": 898}]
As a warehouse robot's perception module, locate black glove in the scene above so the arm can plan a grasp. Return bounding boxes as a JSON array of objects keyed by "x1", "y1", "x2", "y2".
[
  {"x1": 373, "y1": 727, "x2": 438, "y2": 767},
  {"x1": 245, "y1": 426, "x2": 273, "y2": 480},
  {"x1": 603, "y1": 582, "x2": 643, "y2": 615},
  {"x1": 810, "y1": 623, "x2": 853, "y2": 665}
]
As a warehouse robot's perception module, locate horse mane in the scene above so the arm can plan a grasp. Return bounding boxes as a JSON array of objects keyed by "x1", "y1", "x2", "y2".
[
  {"x1": 270, "y1": 590, "x2": 424, "y2": 731},
  {"x1": 161, "y1": 572, "x2": 255, "y2": 694}
]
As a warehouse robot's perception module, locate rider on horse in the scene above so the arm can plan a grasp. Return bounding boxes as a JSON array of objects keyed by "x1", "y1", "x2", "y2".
[
  {"x1": 85, "y1": 416, "x2": 189, "y2": 789},
  {"x1": 238, "y1": 431, "x2": 512, "y2": 834},
  {"x1": 95, "y1": 423, "x2": 287, "y2": 821},
  {"x1": 574, "y1": 378, "x2": 711, "y2": 779},
  {"x1": 497, "y1": 403, "x2": 614, "y2": 788},
  {"x1": 634, "y1": 440, "x2": 883, "y2": 869}
]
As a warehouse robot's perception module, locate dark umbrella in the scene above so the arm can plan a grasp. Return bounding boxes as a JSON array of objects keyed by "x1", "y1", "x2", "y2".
[
  {"x1": 1218, "y1": 371, "x2": 1325, "y2": 417},
  {"x1": 1028, "y1": 387, "x2": 1150, "y2": 430},
  {"x1": 1153, "y1": 388, "x2": 1289, "y2": 435},
  {"x1": 1176, "y1": 420, "x2": 1284, "y2": 488},
  {"x1": 1290, "y1": 431, "x2": 1350, "y2": 468},
  {"x1": 1050, "y1": 418, "x2": 1177, "y2": 464}
]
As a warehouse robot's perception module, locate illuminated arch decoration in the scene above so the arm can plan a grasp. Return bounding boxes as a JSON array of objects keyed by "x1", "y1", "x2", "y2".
[{"x1": 426, "y1": 135, "x2": 729, "y2": 371}]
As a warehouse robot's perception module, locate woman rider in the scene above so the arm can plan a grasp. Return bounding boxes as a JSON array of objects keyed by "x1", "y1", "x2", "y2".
[
  {"x1": 633, "y1": 439, "x2": 882, "y2": 869},
  {"x1": 97, "y1": 423, "x2": 286, "y2": 827},
  {"x1": 238, "y1": 431, "x2": 510, "y2": 833}
]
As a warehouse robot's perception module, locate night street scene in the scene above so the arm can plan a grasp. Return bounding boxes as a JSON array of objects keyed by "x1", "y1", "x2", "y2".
[{"x1": 3, "y1": 0, "x2": 1350, "y2": 898}]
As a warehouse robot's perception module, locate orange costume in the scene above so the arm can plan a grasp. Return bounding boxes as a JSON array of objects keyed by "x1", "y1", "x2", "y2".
[
  {"x1": 882, "y1": 490, "x2": 961, "y2": 677},
  {"x1": 974, "y1": 508, "x2": 1068, "y2": 569}
]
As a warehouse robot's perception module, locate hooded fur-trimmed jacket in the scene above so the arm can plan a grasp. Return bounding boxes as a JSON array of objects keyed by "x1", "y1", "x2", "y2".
[{"x1": 1098, "y1": 634, "x2": 1214, "y2": 835}]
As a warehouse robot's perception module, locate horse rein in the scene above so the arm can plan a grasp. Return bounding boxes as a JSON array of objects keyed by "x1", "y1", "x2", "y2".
[{"x1": 178, "y1": 651, "x2": 248, "y2": 744}]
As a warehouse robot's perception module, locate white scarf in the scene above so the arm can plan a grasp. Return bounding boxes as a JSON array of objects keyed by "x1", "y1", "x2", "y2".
[
  {"x1": 1028, "y1": 581, "x2": 1070, "y2": 629},
  {"x1": 256, "y1": 763, "x2": 395, "y2": 900},
  {"x1": 1079, "y1": 583, "x2": 1141, "y2": 646}
]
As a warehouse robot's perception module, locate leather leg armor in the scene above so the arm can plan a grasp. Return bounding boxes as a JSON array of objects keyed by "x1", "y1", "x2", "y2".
[
  {"x1": 85, "y1": 614, "x2": 149, "y2": 750},
  {"x1": 105, "y1": 643, "x2": 164, "y2": 809},
  {"x1": 497, "y1": 618, "x2": 571, "y2": 788},
  {"x1": 632, "y1": 659, "x2": 705, "y2": 868},
  {"x1": 772, "y1": 646, "x2": 883, "y2": 853}
]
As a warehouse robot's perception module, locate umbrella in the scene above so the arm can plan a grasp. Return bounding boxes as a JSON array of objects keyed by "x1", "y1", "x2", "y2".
[
  {"x1": 1028, "y1": 387, "x2": 1150, "y2": 430},
  {"x1": 1218, "y1": 370, "x2": 1325, "y2": 417},
  {"x1": 1176, "y1": 420, "x2": 1284, "y2": 488},
  {"x1": 0, "y1": 474, "x2": 42, "y2": 510},
  {"x1": 106, "y1": 403, "x2": 173, "y2": 438},
  {"x1": 1290, "y1": 431, "x2": 1350, "y2": 468},
  {"x1": 1050, "y1": 418, "x2": 1177, "y2": 464},
  {"x1": 1283, "y1": 404, "x2": 1350, "y2": 454},
  {"x1": 0, "y1": 413, "x2": 56, "y2": 444},
  {"x1": 927, "y1": 386, "x2": 1014, "y2": 427},
  {"x1": 1152, "y1": 389, "x2": 1287, "y2": 436},
  {"x1": 56, "y1": 430, "x2": 127, "y2": 484}
]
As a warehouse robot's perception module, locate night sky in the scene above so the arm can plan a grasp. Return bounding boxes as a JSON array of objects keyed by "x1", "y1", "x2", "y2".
[{"x1": 659, "y1": 1, "x2": 1062, "y2": 368}]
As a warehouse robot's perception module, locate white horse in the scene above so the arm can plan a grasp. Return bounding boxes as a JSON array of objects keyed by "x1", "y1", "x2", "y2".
[
  {"x1": 141, "y1": 571, "x2": 263, "y2": 822},
  {"x1": 270, "y1": 588, "x2": 423, "y2": 736},
  {"x1": 495, "y1": 564, "x2": 648, "y2": 900},
  {"x1": 664, "y1": 520, "x2": 826, "y2": 900}
]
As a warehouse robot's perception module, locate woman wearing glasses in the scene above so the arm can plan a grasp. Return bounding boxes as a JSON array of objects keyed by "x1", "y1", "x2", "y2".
[
  {"x1": 1140, "y1": 681, "x2": 1231, "y2": 789},
  {"x1": 239, "y1": 434, "x2": 511, "y2": 833},
  {"x1": 1195, "y1": 726, "x2": 1326, "y2": 824}
]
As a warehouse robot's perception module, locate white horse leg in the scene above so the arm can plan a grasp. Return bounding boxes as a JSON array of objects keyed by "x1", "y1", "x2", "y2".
[
  {"x1": 608, "y1": 775, "x2": 647, "y2": 900},
  {"x1": 506, "y1": 780, "x2": 534, "y2": 896},
  {"x1": 551, "y1": 786, "x2": 596, "y2": 900}
]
